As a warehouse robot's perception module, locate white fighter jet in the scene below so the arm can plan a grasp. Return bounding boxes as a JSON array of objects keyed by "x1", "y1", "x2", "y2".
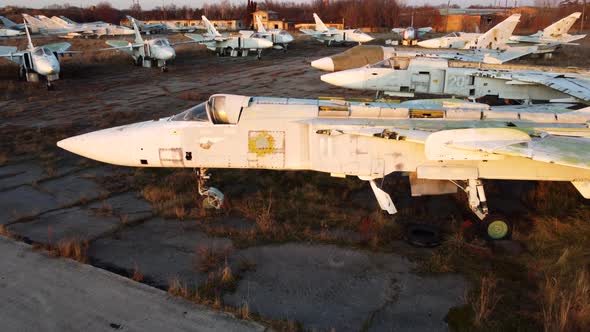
[
  {"x1": 391, "y1": 15, "x2": 432, "y2": 45},
  {"x1": 0, "y1": 27, "x2": 23, "y2": 37},
  {"x1": 320, "y1": 56, "x2": 590, "y2": 103},
  {"x1": 509, "y1": 12, "x2": 586, "y2": 46},
  {"x1": 102, "y1": 19, "x2": 177, "y2": 71},
  {"x1": 185, "y1": 16, "x2": 273, "y2": 59},
  {"x1": 125, "y1": 16, "x2": 166, "y2": 34},
  {"x1": 239, "y1": 15, "x2": 294, "y2": 50},
  {"x1": 57, "y1": 94, "x2": 590, "y2": 240},
  {"x1": 49, "y1": 15, "x2": 134, "y2": 37},
  {"x1": 310, "y1": 44, "x2": 537, "y2": 72},
  {"x1": 418, "y1": 14, "x2": 521, "y2": 50},
  {"x1": 0, "y1": 16, "x2": 26, "y2": 31},
  {"x1": 22, "y1": 14, "x2": 83, "y2": 37},
  {"x1": 299, "y1": 13, "x2": 374, "y2": 46},
  {"x1": 0, "y1": 20, "x2": 74, "y2": 89}
]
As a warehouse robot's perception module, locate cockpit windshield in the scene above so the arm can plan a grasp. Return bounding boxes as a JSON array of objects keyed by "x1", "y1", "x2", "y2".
[
  {"x1": 368, "y1": 57, "x2": 410, "y2": 70},
  {"x1": 444, "y1": 32, "x2": 459, "y2": 38},
  {"x1": 353, "y1": 29, "x2": 361, "y2": 34},
  {"x1": 34, "y1": 48, "x2": 52, "y2": 56},
  {"x1": 279, "y1": 30, "x2": 288, "y2": 35},
  {"x1": 170, "y1": 102, "x2": 210, "y2": 122}
]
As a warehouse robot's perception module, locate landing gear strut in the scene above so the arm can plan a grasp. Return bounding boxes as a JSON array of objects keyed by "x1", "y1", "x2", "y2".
[
  {"x1": 452, "y1": 179, "x2": 512, "y2": 240},
  {"x1": 195, "y1": 168, "x2": 224, "y2": 209},
  {"x1": 257, "y1": 49, "x2": 262, "y2": 60}
]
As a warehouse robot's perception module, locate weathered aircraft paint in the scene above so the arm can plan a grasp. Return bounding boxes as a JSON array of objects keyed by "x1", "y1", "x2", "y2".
[
  {"x1": 320, "y1": 57, "x2": 590, "y2": 103},
  {"x1": 58, "y1": 94, "x2": 590, "y2": 225},
  {"x1": 299, "y1": 13, "x2": 374, "y2": 46}
]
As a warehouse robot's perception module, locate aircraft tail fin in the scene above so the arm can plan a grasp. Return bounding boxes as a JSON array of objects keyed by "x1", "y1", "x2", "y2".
[
  {"x1": 201, "y1": 15, "x2": 221, "y2": 37},
  {"x1": 542, "y1": 12, "x2": 581, "y2": 38},
  {"x1": 131, "y1": 18, "x2": 143, "y2": 44},
  {"x1": 37, "y1": 15, "x2": 62, "y2": 29},
  {"x1": 255, "y1": 14, "x2": 266, "y2": 33},
  {"x1": 0, "y1": 16, "x2": 17, "y2": 28},
  {"x1": 22, "y1": 14, "x2": 45, "y2": 29},
  {"x1": 313, "y1": 13, "x2": 328, "y2": 32},
  {"x1": 471, "y1": 14, "x2": 520, "y2": 50},
  {"x1": 126, "y1": 15, "x2": 142, "y2": 27},
  {"x1": 23, "y1": 16, "x2": 34, "y2": 49},
  {"x1": 60, "y1": 16, "x2": 77, "y2": 25},
  {"x1": 50, "y1": 16, "x2": 70, "y2": 27}
]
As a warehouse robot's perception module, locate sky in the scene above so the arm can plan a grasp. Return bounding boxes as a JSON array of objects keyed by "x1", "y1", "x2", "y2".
[{"x1": 2, "y1": 0, "x2": 535, "y2": 10}]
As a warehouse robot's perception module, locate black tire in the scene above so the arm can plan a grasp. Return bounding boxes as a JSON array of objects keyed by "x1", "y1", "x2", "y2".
[
  {"x1": 136, "y1": 56, "x2": 143, "y2": 66},
  {"x1": 403, "y1": 223, "x2": 442, "y2": 248},
  {"x1": 18, "y1": 66, "x2": 26, "y2": 81},
  {"x1": 480, "y1": 214, "x2": 512, "y2": 241}
]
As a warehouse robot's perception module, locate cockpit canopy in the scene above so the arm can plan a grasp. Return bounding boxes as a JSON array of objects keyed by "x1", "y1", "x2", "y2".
[
  {"x1": 33, "y1": 47, "x2": 52, "y2": 57},
  {"x1": 352, "y1": 29, "x2": 362, "y2": 34},
  {"x1": 279, "y1": 30, "x2": 289, "y2": 35},
  {"x1": 369, "y1": 57, "x2": 410, "y2": 70},
  {"x1": 444, "y1": 32, "x2": 460, "y2": 38},
  {"x1": 171, "y1": 95, "x2": 251, "y2": 124},
  {"x1": 154, "y1": 39, "x2": 170, "y2": 46}
]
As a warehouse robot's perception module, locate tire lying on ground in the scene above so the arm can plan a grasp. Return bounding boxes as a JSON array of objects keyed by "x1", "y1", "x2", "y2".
[{"x1": 403, "y1": 223, "x2": 442, "y2": 248}]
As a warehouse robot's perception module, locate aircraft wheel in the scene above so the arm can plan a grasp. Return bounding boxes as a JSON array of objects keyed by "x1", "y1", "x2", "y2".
[
  {"x1": 480, "y1": 214, "x2": 512, "y2": 241},
  {"x1": 136, "y1": 56, "x2": 143, "y2": 66},
  {"x1": 161, "y1": 66, "x2": 168, "y2": 72},
  {"x1": 18, "y1": 66, "x2": 26, "y2": 81},
  {"x1": 46, "y1": 81, "x2": 54, "y2": 91}
]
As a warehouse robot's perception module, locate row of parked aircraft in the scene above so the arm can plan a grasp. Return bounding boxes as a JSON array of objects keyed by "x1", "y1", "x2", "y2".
[
  {"x1": 1, "y1": 10, "x2": 587, "y2": 240},
  {"x1": 0, "y1": 14, "x2": 295, "y2": 88}
]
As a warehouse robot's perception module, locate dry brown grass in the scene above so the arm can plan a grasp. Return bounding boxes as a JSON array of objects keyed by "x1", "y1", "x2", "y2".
[
  {"x1": 541, "y1": 270, "x2": 590, "y2": 332},
  {"x1": 255, "y1": 192, "x2": 275, "y2": 234},
  {"x1": 168, "y1": 277, "x2": 191, "y2": 298},
  {"x1": 195, "y1": 245, "x2": 233, "y2": 273},
  {"x1": 0, "y1": 152, "x2": 7, "y2": 166},
  {"x1": 131, "y1": 263, "x2": 144, "y2": 282},
  {"x1": 55, "y1": 238, "x2": 89, "y2": 263},
  {"x1": 468, "y1": 275, "x2": 502, "y2": 327}
]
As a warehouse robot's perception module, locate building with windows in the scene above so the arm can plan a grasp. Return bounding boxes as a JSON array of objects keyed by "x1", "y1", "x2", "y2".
[{"x1": 252, "y1": 9, "x2": 293, "y2": 30}]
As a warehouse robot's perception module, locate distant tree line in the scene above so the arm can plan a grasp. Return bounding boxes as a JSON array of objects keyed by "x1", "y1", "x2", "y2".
[{"x1": 0, "y1": 0, "x2": 586, "y2": 32}]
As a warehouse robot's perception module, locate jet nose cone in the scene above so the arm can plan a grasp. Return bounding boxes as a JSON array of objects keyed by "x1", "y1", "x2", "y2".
[
  {"x1": 320, "y1": 69, "x2": 365, "y2": 89},
  {"x1": 162, "y1": 47, "x2": 176, "y2": 60},
  {"x1": 417, "y1": 39, "x2": 439, "y2": 48},
  {"x1": 259, "y1": 38, "x2": 274, "y2": 48},
  {"x1": 284, "y1": 34, "x2": 294, "y2": 43},
  {"x1": 358, "y1": 33, "x2": 374, "y2": 43},
  {"x1": 311, "y1": 57, "x2": 335, "y2": 72},
  {"x1": 57, "y1": 125, "x2": 142, "y2": 167},
  {"x1": 36, "y1": 58, "x2": 60, "y2": 76}
]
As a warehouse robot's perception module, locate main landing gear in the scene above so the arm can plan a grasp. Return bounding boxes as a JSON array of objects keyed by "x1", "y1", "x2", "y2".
[
  {"x1": 195, "y1": 168, "x2": 224, "y2": 210},
  {"x1": 452, "y1": 179, "x2": 512, "y2": 241}
]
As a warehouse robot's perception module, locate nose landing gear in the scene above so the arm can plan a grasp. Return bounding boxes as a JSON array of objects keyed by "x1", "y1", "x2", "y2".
[{"x1": 195, "y1": 168, "x2": 224, "y2": 210}]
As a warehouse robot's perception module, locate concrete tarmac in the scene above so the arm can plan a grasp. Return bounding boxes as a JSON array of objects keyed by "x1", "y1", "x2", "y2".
[{"x1": 0, "y1": 236, "x2": 267, "y2": 332}]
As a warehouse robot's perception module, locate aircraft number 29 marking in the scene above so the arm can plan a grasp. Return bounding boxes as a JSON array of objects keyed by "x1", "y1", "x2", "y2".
[{"x1": 448, "y1": 75, "x2": 468, "y2": 88}]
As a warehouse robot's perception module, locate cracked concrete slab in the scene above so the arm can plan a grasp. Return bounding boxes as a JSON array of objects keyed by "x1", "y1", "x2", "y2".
[
  {"x1": 39, "y1": 174, "x2": 108, "y2": 206},
  {"x1": 89, "y1": 218, "x2": 232, "y2": 288},
  {"x1": 0, "y1": 163, "x2": 44, "y2": 190},
  {"x1": 8, "y1": 207, "x2": 121, "y2": 243},
  {"x1": 88, "y1": 192, "x2": 153, "y2": 223},
  {"x1": 367, "y1": 274, "x2": 467, "y2": 332},
  {"x1": 224, "y1": 243, "x2": 466, "y2": 332},
  {"x1": 0, "y1": 237, "x2": 266, "y2": 332},
  {"x1": 0, "y1": 186, "x2": 58, "y2": 224}
]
